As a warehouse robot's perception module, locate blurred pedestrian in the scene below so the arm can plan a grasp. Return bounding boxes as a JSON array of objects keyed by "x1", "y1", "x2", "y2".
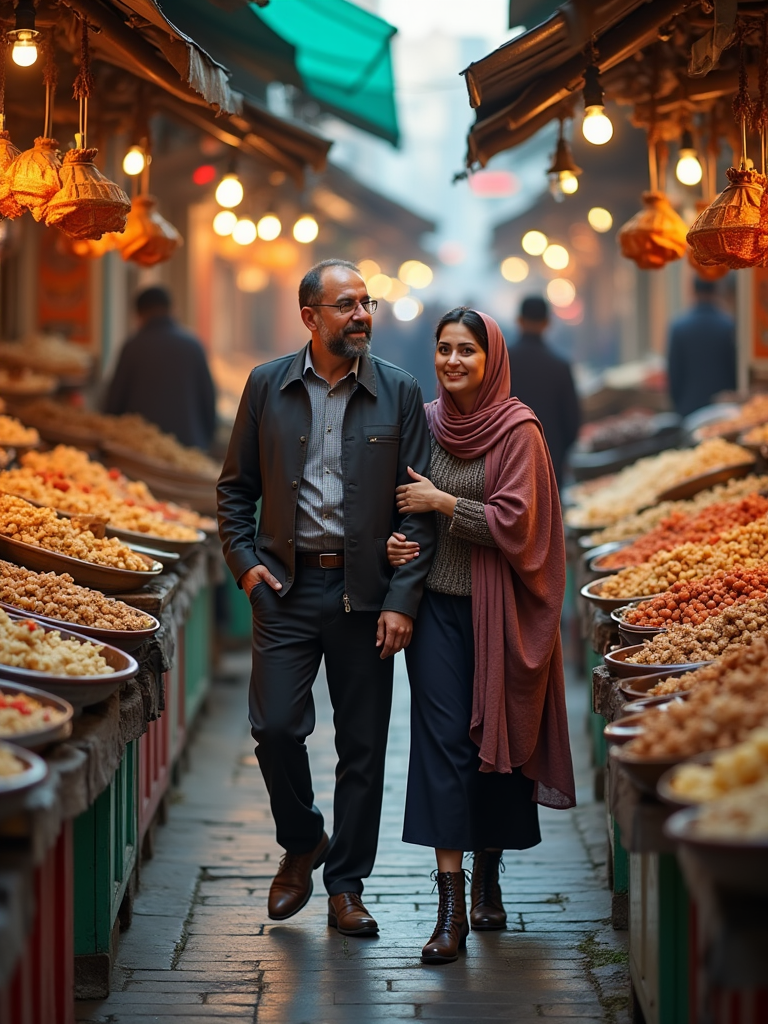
[
  {"x1": 217, "y1": 259, "x2": 435, "y2": 938},
  {"x1": 104, "y1": 286, "x2": 216, "y2": 450},
  {"x1": 667, "y1": 277, "x2": 737, "y2": 418},
  {"x1": 387, "y1": 307, "x2": 575, "y2": 965},
  {"x1": 506, "y1": 295, "x2": 580, "y2": 488}
]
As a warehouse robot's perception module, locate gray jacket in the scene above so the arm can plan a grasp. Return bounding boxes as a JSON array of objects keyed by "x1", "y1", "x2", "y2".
[{"x1": 217, "y1": 343, "x2": 436, "y2": 619}]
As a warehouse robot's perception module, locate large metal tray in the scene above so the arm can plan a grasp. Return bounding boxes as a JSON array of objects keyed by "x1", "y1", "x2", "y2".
[
  {"x1": 581, "y1": 578, "x2": 664, "y2": 614},
  {"x1": 0, "y1": 679, "x2": 73, "y2": 750},
  {"x1": 0, "y1": 534, "x2": 161, "y2": 593},
  {"x1": 105, "y1": 523, "x2": 205, "y2": 556},
  {"x1": 609, "y1": 744, "x2": 686, "y2": 796},
  {"x1": 0, "y1": 600, "x2": 159, "y2": 653},
  {"x1": 618, "y1": 667, "x2": 698, "y2": 701},
  {"x1": 0, "y1": 741, "x2": 47, "y2": 819},
  {"x1": 604, "y1": 643, "x2": 713, "y2": 678}
]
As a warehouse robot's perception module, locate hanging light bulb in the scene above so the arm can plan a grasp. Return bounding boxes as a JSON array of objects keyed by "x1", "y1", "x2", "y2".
[
  {"x1": 122, "y1": 146, "x2": 146, "y2": 177},
  {"x1": 8, "y1": 0, "x2": 39, "y2": 67},
  {"x1": 232, "y1": 217, "x2": 257, "y2": 245},
  {"x1": 257, "y1": 213, "x2": 281, "y2": 241},
  {"x1": 293, "y1": 215, "x2": 319, "y2": 243},
  {"x1": 547, "y1": 122, "x2": 582, "y2": 200},
  {"x1": 213, "y1": 210, "x2": 237, "y2": 236},
  {"x1": 676, "y1": 129, "x2": 703, "y2": 186},
  {"x1": 215, "y1": 173, "x2": 244, "y2": 209},
  {"x1": 581, "y1": 64, "x2": 613, "y2": 146}
]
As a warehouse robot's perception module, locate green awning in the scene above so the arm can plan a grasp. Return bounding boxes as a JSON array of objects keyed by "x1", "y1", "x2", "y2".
[{"x1": 252, "y1": 0, "x2": 400, "y2": 146}]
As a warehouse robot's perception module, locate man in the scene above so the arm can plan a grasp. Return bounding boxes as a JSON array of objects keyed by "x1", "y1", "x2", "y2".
[
  {"x1": 667, "y1": 277, "x2": 737, "y2": 418},
  {"x1": 506, "y1": 295, "x2": 580, "y2": 488},
  {"x1": 217, "y1": 259, "x2": 435, "y2": 937},
  {"x1": 104, "y1": 286, "x2": 216, "y2": 450}
]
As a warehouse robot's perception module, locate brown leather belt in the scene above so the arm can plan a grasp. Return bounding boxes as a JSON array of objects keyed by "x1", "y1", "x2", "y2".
[{"x1": 299, "y1": 551, "x2": 344, "y2": 568}]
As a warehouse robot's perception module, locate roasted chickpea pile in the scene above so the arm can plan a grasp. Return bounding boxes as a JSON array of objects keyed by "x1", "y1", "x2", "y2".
[
  {"x1": 621, "y1": 567, "x2": 768, "y2": 628},
  {"x1": 585, "y1": 474, "x2": 768, "y2": 546},
  {"x1": 0, "y1": 494, "x2": 152, "y2": 571},
  {"x1": 601, "y1": 494, "x2": 768, "y2": 569},
  {"x1": 0, "y1": 608, "x2": 112, "y2": 676},
  {"x1": 565, "y1": 438, "x2": 753, "y2": 528},
  {"x1": 0, "y1": 560, "x2": 153, "y2": 630},
  {"x1": 625, "y1": 597, "x2": 768, "y2": 666},
  {"x1": 625, "y1": 650, "x2": 768, "y2": 758},
  {"x1": 0, "y1": 415, "x2": 38, "y2": 448},
  {"x1": 692, "y1": 777, "x2": 768, "y2": 839}
]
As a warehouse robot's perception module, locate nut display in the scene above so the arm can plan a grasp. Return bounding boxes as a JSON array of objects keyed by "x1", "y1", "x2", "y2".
[
  {"x1": 698, "y1": 395, "x2": 768, "y2": 440},
  {"x1": 0, "y1": 690, "x2": 67, "y2": 737},
  {"x1": 585, "y1": 474, "x2": 768, "y2": 545},
  {"x1": 0, "y1": 494, "x2": 152, "y2": 571},
  {"x1": 625, "y1": 598, "x2": 768, "y2": 665},
  {"x1": 565, "y1": 439, "x2": 753, "y2": 528},
  {"x1": 600, "y1": 494, "x2": 768, "y2": 569},
  {"x1": 0, "y1": 415, "x2": 39, "y2": 448},
  {"x1": 625, "y1": 647, "x2": 768, "y2": 758},
  {"x1": 621, "y1": 567, "x2": 768, "y2": 628},
  {"x1": 648, "y1": 639, "x2": 768, "y2": 696},
  {"x1": 0, "y1": 608, "x2": 112, "y2": 676},
  {"x1": 670, "y1": 727, "x2": 768, "y2": 802},
  {"x1": 597, "y1": 514, "x2": 768, "y2": 599},
  {"x1": 691, "y1": 777, "x2": 768, "y2": 839},
  {"x1": 0, "y1": 560, "x2": 153, "y2": 631}
]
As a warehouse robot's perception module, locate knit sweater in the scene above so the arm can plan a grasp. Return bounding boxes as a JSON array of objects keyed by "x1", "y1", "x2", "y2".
[{"x1": 425, "y1": 438, "x2": 496, "y2": 596}]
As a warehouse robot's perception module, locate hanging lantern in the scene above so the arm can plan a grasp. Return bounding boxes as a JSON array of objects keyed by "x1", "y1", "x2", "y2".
[
  {"x1": 686, "y1": 201, "x2": 730, "y2": 280},
  {"x1": 115, "y1": 194, "x2": 182, "y2": 266},
  {"x1": 0, "y1": 130, "x2": 22, "y2": 219},
  {"x1": 4, "y1": 136, "x2": 61, "y2": 221},
  {"x1": 618, "y1": 191, "x2": 688, "y2": 270},
  {"x1": 687, "y1": 167, "x2": 767, "y2": 269},
  {"x1": 45, "y1": 148, "x2": 130, "y2": 239}
]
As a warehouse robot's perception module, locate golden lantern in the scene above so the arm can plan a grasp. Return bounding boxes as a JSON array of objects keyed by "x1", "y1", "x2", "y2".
[
  {"x1": 3, "y1": 136, "x2": 61, "y2": 221},
  {"x1": 686, "y1": 201, "x2": 730, "y2": 280},
  {"x1": 687, "y1": 167, "x2": 767, "y2": 269},
  {"x1": 617, "y1": 191, "x2": 688, "y2": 270},
  {"x1": 0, "y1": 130, "x2": 22, "y2": 219},
  {"x1": 115, "y1": 194, "x2": 182, "y2": 266},
  {"x1": 45, "y1": 147, "x2": 130, "y2": 239}
]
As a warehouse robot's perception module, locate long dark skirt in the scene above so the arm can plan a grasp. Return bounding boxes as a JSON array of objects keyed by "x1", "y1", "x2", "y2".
[{"x1": 402, "y1": 588, "x2": 541, "y2": 852}]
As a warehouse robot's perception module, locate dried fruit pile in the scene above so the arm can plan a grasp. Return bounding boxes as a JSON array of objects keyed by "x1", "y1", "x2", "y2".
[{"x1": 621, "y1": 567, "x2": 768, "y2": 628}]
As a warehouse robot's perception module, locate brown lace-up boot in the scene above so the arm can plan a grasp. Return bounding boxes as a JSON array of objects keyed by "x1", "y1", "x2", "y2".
[
  {"x1": 470, "y1": 850, "x2": 507, "y2": 930},
  {"x1": 421, "y1": 871, "x2": 469, "y2": 964}
]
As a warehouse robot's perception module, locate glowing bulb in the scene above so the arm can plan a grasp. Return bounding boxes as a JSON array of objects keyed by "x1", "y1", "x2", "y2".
[
  {"x1": 215, "y1": 174, "x2": 244, "y2": 209},
  {"x1": 559, "y1": 171, "x2": 579, "y2": 195},
  {"x1": 500, "y1": 256, "x2": 529, "y2": 283},
  {"x1": 547, "y1": 278, "x2": 576, "y2": 308},
  {"x1": 398, "y1": 260, "x2": 433, "y2": 289},
  {"x1": 293, "y1": 215, "x2": 319, "y2": 244},
  {"x1": 122, "y1": 146, "x2": 146, "y2": 176},
  {"x1": 213, "y1": 210, "x2": 237, "y2": 236},
  {"x1": 393, "y1": 296, "x2": 422, "y2": 322},
  {"x1": 232, "y1": 218, "x2": 257, "y2": 245},
  {"x1": 582, "y1": 106, "x2": 613, "y2": 145},
  {"x1": 522, "y1": 230, "x2": 548, "y2": 256},
  {"x1": 542, "y1": 244, "x2": 569, "y2": 270},
  {"x1": 588, "y1": 207, "x2": 613, "y2": 233},
  {"x1": 676, "y1": 150, "x2": 703, "y2": 186},
  {"x1": 367, "y1": 273, "x2": 392, "y2": 299},
  {"x1": 257, "y1": 214, "x2": 281, "y2": 241},
  {"x1": 11, "y1": 32, "x2": 37, "y2": 66}
]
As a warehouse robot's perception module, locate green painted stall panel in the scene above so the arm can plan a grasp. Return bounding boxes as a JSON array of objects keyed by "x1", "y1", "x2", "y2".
[{"x1": 184, "y1": 583, "x2": 212, "y2": 724}]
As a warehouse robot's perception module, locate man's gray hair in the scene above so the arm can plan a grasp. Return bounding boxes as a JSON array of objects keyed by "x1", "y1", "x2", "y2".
[{"x1": 299, "y1": 259, "x2": 360, "y2": 309}]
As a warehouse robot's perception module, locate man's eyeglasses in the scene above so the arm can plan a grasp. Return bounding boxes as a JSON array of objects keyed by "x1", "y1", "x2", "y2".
[{"x1": 309, "y1": 298, "x2": 378, "y2": 316}]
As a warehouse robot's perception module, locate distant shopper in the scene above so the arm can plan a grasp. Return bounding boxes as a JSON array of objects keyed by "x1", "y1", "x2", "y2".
[
  {"x1": 506, "y1": 296, "x2": 580, "y2": 488},
  {"x1": 667, "y1": 278, "x2": 736, "y2": 418},
  {"x1": 104, "y1": 286, "x2": 216, "y2": 450}
]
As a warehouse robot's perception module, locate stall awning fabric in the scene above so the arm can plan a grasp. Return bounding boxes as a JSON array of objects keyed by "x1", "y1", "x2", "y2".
[
  {"x1": 463, "y1": 0, "x2": 685, "y2": 167},
  {"x1": 253, "y1": 0, "x2": 400, "y2": 146}
]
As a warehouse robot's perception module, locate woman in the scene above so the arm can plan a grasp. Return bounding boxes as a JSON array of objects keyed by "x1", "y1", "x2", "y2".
[{"x1": 387, "y1": 307, "x2": 575, "y2": 965}]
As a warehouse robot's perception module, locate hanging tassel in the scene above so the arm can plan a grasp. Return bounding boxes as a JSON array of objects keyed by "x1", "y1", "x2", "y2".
[{"x1": 0, "y1": 39, "x2": 22, "y2": 220}]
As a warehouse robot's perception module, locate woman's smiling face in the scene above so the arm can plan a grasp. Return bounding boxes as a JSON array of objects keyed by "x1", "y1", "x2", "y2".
[{"x1": 435, "y1": 321, "x2": 487, "y2": 412}]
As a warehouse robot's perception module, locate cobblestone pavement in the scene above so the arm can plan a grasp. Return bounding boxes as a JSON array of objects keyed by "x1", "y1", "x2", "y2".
[{"x1": 77, "y1": 644, "x2": 630, "y2": 1024}]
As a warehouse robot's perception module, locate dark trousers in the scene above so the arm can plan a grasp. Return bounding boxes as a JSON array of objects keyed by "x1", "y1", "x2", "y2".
[{"x1": 249, "y1": 565, "x2": 394, "y2": 896}]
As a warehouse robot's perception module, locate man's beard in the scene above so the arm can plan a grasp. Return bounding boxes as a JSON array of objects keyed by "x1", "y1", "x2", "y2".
[{"x1": 319, "y1": 320, "x2": 371, "y2": 359}]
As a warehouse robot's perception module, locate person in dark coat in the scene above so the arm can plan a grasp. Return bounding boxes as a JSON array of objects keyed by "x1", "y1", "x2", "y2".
[
  {"x1": 667, "y1": 278, "x2": 737, "y2": 418},
  {"x1": 104, "y1": 286, "x2": 217, "y2": 449},
  {"x1": 505, "y1": 296, "x2": 580, "y2": 488}
]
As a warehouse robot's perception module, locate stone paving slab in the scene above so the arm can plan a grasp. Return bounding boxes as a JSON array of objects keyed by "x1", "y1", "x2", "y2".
[{"x1": 76, "y1": 649, "x2": 630, "y2": 1024}]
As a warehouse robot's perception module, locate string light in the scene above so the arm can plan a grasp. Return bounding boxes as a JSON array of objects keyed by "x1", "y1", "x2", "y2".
[
  {"x1": 367, "y1": 273, "x2": 393, "y2": 299},
  {"x1": 393, "y1": 296, "x2": 422, "y2": 321},
  {"x1": 547, "y1": 278, "x2": 576, "y2": 307},
  {"x1": 676, "y1": 130, "x2": 703, "y2": 186},
  {"x1": 122, "y1": 146, "x2": 146, "y2": 176},
  {"x1": 582, "y1": 64, "x2": 613, "y2": 146},
  {"x1": 257, "y1": 214, "x2": 281, "y2": 241},
  {"x1": 542, "y1": 244, "x2": 569, "y2": 270},
  {"x1": 8, "y1": 0, "x2": 39, "y2": 67},
  {"x1": 588, "y1": 207, "x2": 613, "y2": 233},
  {"x1": 522, "y1": 230, "x2": 548, "y2": 256},
  {"x1": 213, "y1": 210, "x2": 237, "y2": 236},
  {"x1": 293, "y1": 215, "x2": 319, "y2": 243},
  {"x1": 232, "y1": 218, "x2": 257, "y2": 245},
  {"x1": 547, "y1": 123, "x2": 582, "y2": 200},
  {"x1": 500, "y1": 256, "x2": 529, "y2": 282},
  {"x1": 398, "y1": 260, "x2": 433, "y2": 288},
  {"x1": 215, "y1": 173, "x2": 244, "y2": 209}
]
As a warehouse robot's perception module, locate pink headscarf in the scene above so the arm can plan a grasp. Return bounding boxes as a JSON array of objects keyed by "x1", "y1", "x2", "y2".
[{"x1": 425, "y1": 311, "x2": 576, "y2": 810}]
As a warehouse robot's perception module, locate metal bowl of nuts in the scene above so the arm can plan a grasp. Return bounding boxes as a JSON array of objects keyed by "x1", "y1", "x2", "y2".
[
  {"x1": 0, "y1": 680, "x2": 73, "y2": 750},
  {"x1": 605, "y1": 644, "x2": 713, "y2": 678}
]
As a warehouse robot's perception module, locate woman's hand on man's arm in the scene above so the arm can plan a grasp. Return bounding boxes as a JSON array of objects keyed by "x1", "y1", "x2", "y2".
[{"x1": 395, "y1": 467, "x2": 458, "y2": 517}]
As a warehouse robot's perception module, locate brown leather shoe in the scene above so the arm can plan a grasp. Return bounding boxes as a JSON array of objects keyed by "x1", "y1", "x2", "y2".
[
  {"x1": 421, "y1": 871, "x2": 468, "y2": 964},
  {"x1": 327, "y1": 893, "x2": 379, "y2": 936},
  {"x1": 470, "y1": 850, "x2": 507, "y2": 931},
  {"x1": 267, "y1": 832, "x2": 329, "y2": 921}
]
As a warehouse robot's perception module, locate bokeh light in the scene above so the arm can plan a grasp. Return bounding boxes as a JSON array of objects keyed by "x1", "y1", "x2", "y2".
[
  {"x1": 588, "y1": 207, "x2": 613, "y2": 233},
  {"x1": 398, "y1": 260, "x2": 433, "y2": 289},
  {"x1": 293, "y1": 215, "x2": 319, "y2": 244},
  {"x1": 232, "y1": 218, "x2": 257, "y2": 245},
  {"x1": 500, "y1": 256, "x2": 529, "y2": 283},
  {"x1": 257, "y1": 214, "x2": 282, "y2": 241},
  {"x1": 213, "y1": 210, "x2": 237, "y2": 236},
  {"x1": 522, "y1": 230, "x2": 548, "y2": 256},
  {"x1": 367, "y1": 273, "x2": 393, "y2": 299},
  {"x1": 358, "y1": 259, "x2": 381, "y2": 280},
  {"x1": 542, "y1": 244, "x2": 569, "y2": 270},
  {"x1": 237, "y1": 266, "x2": 269, "y2": 293},
  {"x1": 215, "y1": 174, "x2": 244, "y2": 209},
  {"x1": 393, "y1": 296, "x2": 422, "y2": 321},
  {"x1": 546, "y1": 278, "x2": 576, "y2": 307}
]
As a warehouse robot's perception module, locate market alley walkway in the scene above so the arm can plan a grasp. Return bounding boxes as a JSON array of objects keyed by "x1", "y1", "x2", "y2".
[{"x1": 76, "y1": 648, "x2": 629, "y2": 1024}]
